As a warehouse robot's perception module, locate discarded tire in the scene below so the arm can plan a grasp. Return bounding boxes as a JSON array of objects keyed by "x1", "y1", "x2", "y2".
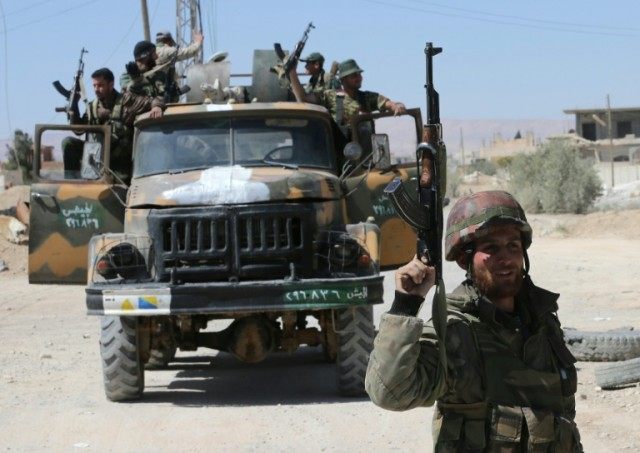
[
  {"x1": 563, "y1": 328, "x2": 640, "y2": 362},
  {"x1": 595, "y1": 357, "x2": 640, "y2": 389}
]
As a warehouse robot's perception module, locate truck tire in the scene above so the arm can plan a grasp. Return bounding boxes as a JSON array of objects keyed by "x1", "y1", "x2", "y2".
[
  {"x1": 100, "y1": 316, "x2": 144, "y2": 401},
  {"x1": 145, "y1": 344, "x2": 177, "y2": 370},
  {"x1": 336, "y1": 305, "x2": 375, "y2": 397},
  {"x1": 595, "y1": 357, "x2": 640, "y2": 389},
  {"x1": 563, "y1": 328, "x2": 640, "y2": 362}
]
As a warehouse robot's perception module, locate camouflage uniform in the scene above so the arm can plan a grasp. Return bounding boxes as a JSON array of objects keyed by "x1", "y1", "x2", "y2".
[
  {"x1": 315, "y1": 89, "x2": 390, "y2": 132},
  {"x1": 156, "y1": 40, "x2": 202, "y2": 66},
  {"x1": 366, "y1": 191, "x2": 583, "y2": 452},
  {"x1": 305, "y1": 70, "x2": 341, "y2": 94},
  {"x1": 63, "y1": 89, "x2": 162, "y2": 183},
  {"x1": 120, "y1": 68, "x2": 167, "y2": 100}
]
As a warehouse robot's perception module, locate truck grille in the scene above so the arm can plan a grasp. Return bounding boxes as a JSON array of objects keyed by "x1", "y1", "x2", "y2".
[{"x1": 148, "y1": 205, "x2": 314, "y2": 282}]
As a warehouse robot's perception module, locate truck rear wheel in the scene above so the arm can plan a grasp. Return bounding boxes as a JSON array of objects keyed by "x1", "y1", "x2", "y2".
[
  {"x1": 100, "y1": 316, "x2": 145, "y2": 401},
  {"x1": 336, "y1": 305, "x2": 375, "y2": 396}
]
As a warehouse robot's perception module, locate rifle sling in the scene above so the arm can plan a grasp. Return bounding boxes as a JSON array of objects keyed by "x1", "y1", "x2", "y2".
[{"x1": 432, "y1": 278, "x2": 448, "y2": 391}]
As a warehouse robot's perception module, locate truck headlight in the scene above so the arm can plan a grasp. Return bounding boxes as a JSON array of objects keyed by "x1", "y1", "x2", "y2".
[{"x1": 89, "y1": 234, "x2": 154, "y2": 283}]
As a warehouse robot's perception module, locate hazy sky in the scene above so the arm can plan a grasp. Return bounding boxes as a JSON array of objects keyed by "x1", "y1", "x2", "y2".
[{"x1": 0, "y1": 0, "x2": 638, "y2": 140}]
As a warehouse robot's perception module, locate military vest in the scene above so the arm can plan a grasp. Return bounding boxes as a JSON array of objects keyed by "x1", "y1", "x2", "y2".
[
  {"x1": 87, "y1": 93, "x2": 133, "y2": 181},
  {"x1": 432, "y1": 280, "x2": 582, "y2": 452}
]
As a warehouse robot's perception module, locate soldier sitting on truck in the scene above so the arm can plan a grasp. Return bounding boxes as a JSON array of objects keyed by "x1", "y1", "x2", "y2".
[
  {"x1": 289, "y1": 58, "x2": 406, "y2": 137},
  {"x1": 155, "y1": 29, "x2": 204, "y2": 66},
  {"x1": 120, "y1": 41, "x2": 170, "y2": 103},
  {"x1": 299, "y1": 51, "x2": 340, "y2": 94},
  {"x1": 62, "y1": 67, "x2": 163, "y2": 182}
]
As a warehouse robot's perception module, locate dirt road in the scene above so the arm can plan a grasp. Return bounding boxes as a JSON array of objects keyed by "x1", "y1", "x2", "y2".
[{"x1": 1, "y1": 211, "x2": 640, "y2": 451}]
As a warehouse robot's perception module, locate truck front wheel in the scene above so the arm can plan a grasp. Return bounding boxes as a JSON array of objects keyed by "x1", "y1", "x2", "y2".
[
  {"x1": 336, "y1": 305, "x2": 375, "y2": 396},
  {"x1": 100, "y1": 316, "x2": 145, "y2": 401}
]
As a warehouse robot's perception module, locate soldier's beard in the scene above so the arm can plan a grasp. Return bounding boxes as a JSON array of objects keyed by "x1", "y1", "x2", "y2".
[{"x1": 473, "y1": 266, "x2": 523, "y2": 302}]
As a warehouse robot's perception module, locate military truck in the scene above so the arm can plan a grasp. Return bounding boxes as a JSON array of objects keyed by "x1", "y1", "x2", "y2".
[{"x1": 29, "y1": 51, "x2": 422, "y2": 401}]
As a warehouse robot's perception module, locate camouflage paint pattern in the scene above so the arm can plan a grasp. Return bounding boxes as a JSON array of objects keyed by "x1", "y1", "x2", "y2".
[
  {"x1": 344, "y1": 167, "x2": 417, "y2": 268},
  {"x1": 127, "y1": 167, "x2": 341, "y2": 207},
  {"x1": 29, "y1": 182, "x2": 125, "y2": 283}
]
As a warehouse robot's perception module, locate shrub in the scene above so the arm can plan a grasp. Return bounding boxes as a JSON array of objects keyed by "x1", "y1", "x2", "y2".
[
  {"x1": 3, "y1": 130, "x2": 34, "y2": 183},
  {"x1": 469, "y1": 158, "x2": 496, "y2": 176},
  {"x1": 507, "y1": 140, "x2": 602, "y2": 214}
]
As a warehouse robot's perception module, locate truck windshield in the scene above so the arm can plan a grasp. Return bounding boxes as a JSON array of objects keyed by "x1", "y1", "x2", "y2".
[{"x1": 133, "y1": 116, "x2": 335, "y2": 177}]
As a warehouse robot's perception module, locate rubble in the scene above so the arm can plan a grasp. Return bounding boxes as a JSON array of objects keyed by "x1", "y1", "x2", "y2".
[{"x1": 0, "y1": 215, "x2": 28, "y2": 244}]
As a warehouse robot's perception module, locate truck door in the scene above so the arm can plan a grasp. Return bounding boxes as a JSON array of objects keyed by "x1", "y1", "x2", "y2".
[
  {"x1": 29, "y1": 124, "x2": 125, "y2": 284},
  {"x1": 343, "y1": 109, "x2": 423, "y2": 269}
]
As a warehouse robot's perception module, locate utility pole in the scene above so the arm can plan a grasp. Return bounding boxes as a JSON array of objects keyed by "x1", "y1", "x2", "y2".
[
  {"x1": 141, "y1": 0, "x2": 151, "y2": 41},
  {"x1": 459, "y1": 128, "x2": 465, "y2": 174},
  {"x1": 606, "y1": 94, "x2": 614, "y2": 188}
]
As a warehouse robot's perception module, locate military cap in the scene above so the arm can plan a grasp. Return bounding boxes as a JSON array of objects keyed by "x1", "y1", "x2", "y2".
[
  {"x1": 133, "y1": 40, "x2": 156, "y2": 60},
  {"x1": 301, "y1": 52, "x2": 324, "y2": 63},
  {"x1": 338, "y1": 59, "x2": 363, "y2": 78},
  {"x1": 155, "y1": 30, "x2": 175, "y2": 44}
]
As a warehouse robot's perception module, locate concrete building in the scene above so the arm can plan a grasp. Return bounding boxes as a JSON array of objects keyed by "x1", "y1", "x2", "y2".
[{"x1": 564, "y1": 107, "x2": 640, "y2": 141}]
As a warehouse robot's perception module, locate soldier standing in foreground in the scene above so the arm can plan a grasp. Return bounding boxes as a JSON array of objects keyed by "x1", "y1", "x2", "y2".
[
  {"x1": 289, "y1": 58, "x2": 406, "y2": 136},
  {"x1": 366, "y1": 191, "x2": 583, "y2": 452}
]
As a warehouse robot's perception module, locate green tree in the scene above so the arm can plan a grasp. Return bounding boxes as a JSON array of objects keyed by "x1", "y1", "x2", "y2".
[
  {"x1": 3, "y1": 129, "x2": 33, "y2": 183},
  {"x1": 508, "y1": 140, "x2": 602, "y2": 214}
]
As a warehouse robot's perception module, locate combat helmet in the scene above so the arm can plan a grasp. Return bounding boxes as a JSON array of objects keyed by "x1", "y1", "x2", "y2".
[{"x1": 445, "y1": 190, "x2": 532, "y2": 262}]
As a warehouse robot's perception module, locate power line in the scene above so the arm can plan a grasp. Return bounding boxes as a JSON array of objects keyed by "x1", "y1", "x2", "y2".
[
  {"x1": 104, "y1": 0, "x2": 159, "y2": 66},
  {"x1": 362, "y1": 0, "x2": 638, "y2": 38},
  {"x1": 1, "y1": 0, "x2": 100, "y2": 33},
  {"x1": 0, "y1": 0, "x2": 12, "y2": 134},
  {"x1": 103, "y1": 14, "x2": 139, "y2": 65},
  {"x1": 5, "y1": 0, "x2": 55, "y2": 17},
  {"x1": 408, "y1": 0, "x2": 640, "y2": 33}
]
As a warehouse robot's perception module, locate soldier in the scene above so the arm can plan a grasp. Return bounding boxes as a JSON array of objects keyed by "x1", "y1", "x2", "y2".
[
  {"x1": 299, "y1": 51, "x2": 340, "y2": 94},
  {"x1": 63, "y1": 67, "x2": 163, "y2": 182},
  {"x1": 365, "y1": 191, "x2": 583, "y2": 452},
  {"x1": 289, "y1": 58, "x2": 405, "y2": 137},
  {"x1": 120, "y1": 40, "x2": 168, "y2": 101},
  {"x1": 155, "y1": 29, "x2": 204, "y2": 66}
]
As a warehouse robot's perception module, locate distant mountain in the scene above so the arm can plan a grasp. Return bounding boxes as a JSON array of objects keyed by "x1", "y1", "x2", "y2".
[{"x1": 0, "y1": 118, "x2": 573, "y2": 163}]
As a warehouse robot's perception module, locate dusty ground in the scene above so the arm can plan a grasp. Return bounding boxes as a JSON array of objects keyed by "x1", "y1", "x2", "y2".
[{"x1": 0, "y1": 185, "x2": 639, "y2": 451}]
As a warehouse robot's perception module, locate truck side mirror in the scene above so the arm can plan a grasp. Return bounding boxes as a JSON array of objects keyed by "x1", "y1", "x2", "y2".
[
  {"x1": 81, "y1": 141, "x2": 102, "y2": 180},
  {"x1": 343, "y1": 142, "x2": 363, "y2": 161}
]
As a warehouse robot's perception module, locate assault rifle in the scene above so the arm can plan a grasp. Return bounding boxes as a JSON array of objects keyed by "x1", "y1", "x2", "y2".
[
  {"x1": 273, "y1": 22, "x2": 315, "y2": 80},
  {"x1": 163, "y1": 50, "x2": 191, "y2": 104},
  {"x1": 53, "y1": 47, "x2": 88, "y2": 123},
  {"x1": 384, "y1": 42, "x2": 448, "y2": 383}
]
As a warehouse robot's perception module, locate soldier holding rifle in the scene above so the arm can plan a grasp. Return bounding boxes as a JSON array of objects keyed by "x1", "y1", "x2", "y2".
[{"x1": 365, "y1": 43, "x2": 583, "y2": 452}]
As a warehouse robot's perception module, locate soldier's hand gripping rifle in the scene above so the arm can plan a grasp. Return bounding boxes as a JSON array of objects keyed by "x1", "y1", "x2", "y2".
[
  {"x1": 271, "y1": 22, "x2": 315, "y2": 81},
  {"x1": 384, "y1": 42, "x2": 448, "y2": 386},
  {"x1": 53, "y1": 47, "x2": 88, "y2": 123}
]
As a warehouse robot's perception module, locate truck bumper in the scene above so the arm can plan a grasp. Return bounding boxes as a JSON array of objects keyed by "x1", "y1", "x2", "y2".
[{"x1": 85, "y1": 275, "x2": 384, "y2": 316}]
